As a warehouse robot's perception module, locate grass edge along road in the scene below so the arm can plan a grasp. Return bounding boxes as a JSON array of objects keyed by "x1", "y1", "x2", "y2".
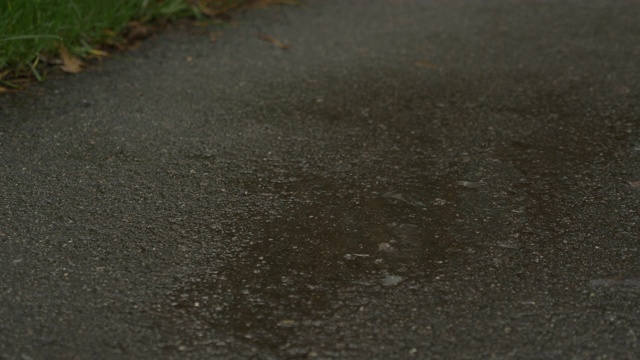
[{"x1": 0, "y1": 0, "x2": 296, "y2": 91}]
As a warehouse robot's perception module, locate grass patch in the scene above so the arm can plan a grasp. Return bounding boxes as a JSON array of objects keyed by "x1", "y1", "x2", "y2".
[{"x1": 0, "y1": 0, "x2": 292, "y2": 87}]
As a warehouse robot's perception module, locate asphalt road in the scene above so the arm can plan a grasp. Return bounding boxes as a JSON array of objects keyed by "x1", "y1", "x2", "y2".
[{"x1": 1, "y1": 0, "x2": 640, "y2": 358}]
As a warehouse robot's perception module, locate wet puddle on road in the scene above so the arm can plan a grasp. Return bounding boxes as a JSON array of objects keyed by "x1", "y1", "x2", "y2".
[
  {"x1": 148, "y1": 66, "x2": 595, "y2": 354},
  {"x1": 160, "y1": 170, "x2": 470, "y2": 354}
]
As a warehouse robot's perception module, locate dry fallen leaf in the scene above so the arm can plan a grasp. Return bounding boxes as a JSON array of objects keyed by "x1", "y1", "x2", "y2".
[
  {"x1": 457, "y1": 180, "x2": 484, "y2": 188},
  {"x1": 59, "y1": 46, "x2": 83, "y2": 74},
  {"x1": 615, "y1": 85, "x2": 631, "y2": 95},
  {"x1": 89, "y1": 48, "x2": 109, "y2": 57},
  {"x1": 626, "y1": 180, "x2": 640, "y2": 188},
  {"x1": 0, "y1": 86, "x2": 8, "y2": 93},
  {"x1": 277, "y1": 319, "x2": 296, "y2": 328},
  {"x1": 414, "y1": 60, "x2": 437, "y2": 69},
  {"x1": 126, "y1": 21, "x2": 150, "y2": 42},
  {"x1": 258, "y1": 34, "x2": 290, "y2": 50}
]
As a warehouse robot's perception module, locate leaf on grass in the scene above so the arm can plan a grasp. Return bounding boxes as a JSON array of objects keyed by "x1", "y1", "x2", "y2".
[
  {"x1": 59, "y1": 46, "x2": 83, "y2": 74},
  {"x1": 259, "y1": 34, "x2": 290, "y2": 50},
  {"x1": 89, "y1": 48, "x2": 109, "y2": 57},
  {"x1": 626, "y1": 180, "x2": 640, "y2": 188},
  {"x1": 126, "y1": 21, "x2": 151, "y2": 42}
]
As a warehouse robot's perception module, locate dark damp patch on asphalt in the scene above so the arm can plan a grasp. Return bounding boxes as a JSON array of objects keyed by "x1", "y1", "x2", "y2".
[
  {"x1": 142, "y1": 67, "x2": 543, "y2": 355},
  {"x1": 155, "y1": 165, "x2": 467, "y2": 354}
]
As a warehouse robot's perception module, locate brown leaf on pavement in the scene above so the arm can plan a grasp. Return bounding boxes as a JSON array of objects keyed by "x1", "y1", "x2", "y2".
[
  {"x1": 614, "y1": 85, "x2": 631, "y2": 95},
  {"x1": 414, "y1": 60, "x2": 437, "y2": 69},
  {"x1": 59, "y1": 46, "x2": 84, "y2": 74},
  {"x1": 259, "y1": 34, "x2": 290, "y2": 50},
  {"x1": 626, "y1": 180, "x2": 640, "y2": 188}
]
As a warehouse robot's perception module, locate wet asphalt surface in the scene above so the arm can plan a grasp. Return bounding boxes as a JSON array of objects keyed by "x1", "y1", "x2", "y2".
[{"x1": 1, "y1": 0, "x2": 640, "y2": 359}]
